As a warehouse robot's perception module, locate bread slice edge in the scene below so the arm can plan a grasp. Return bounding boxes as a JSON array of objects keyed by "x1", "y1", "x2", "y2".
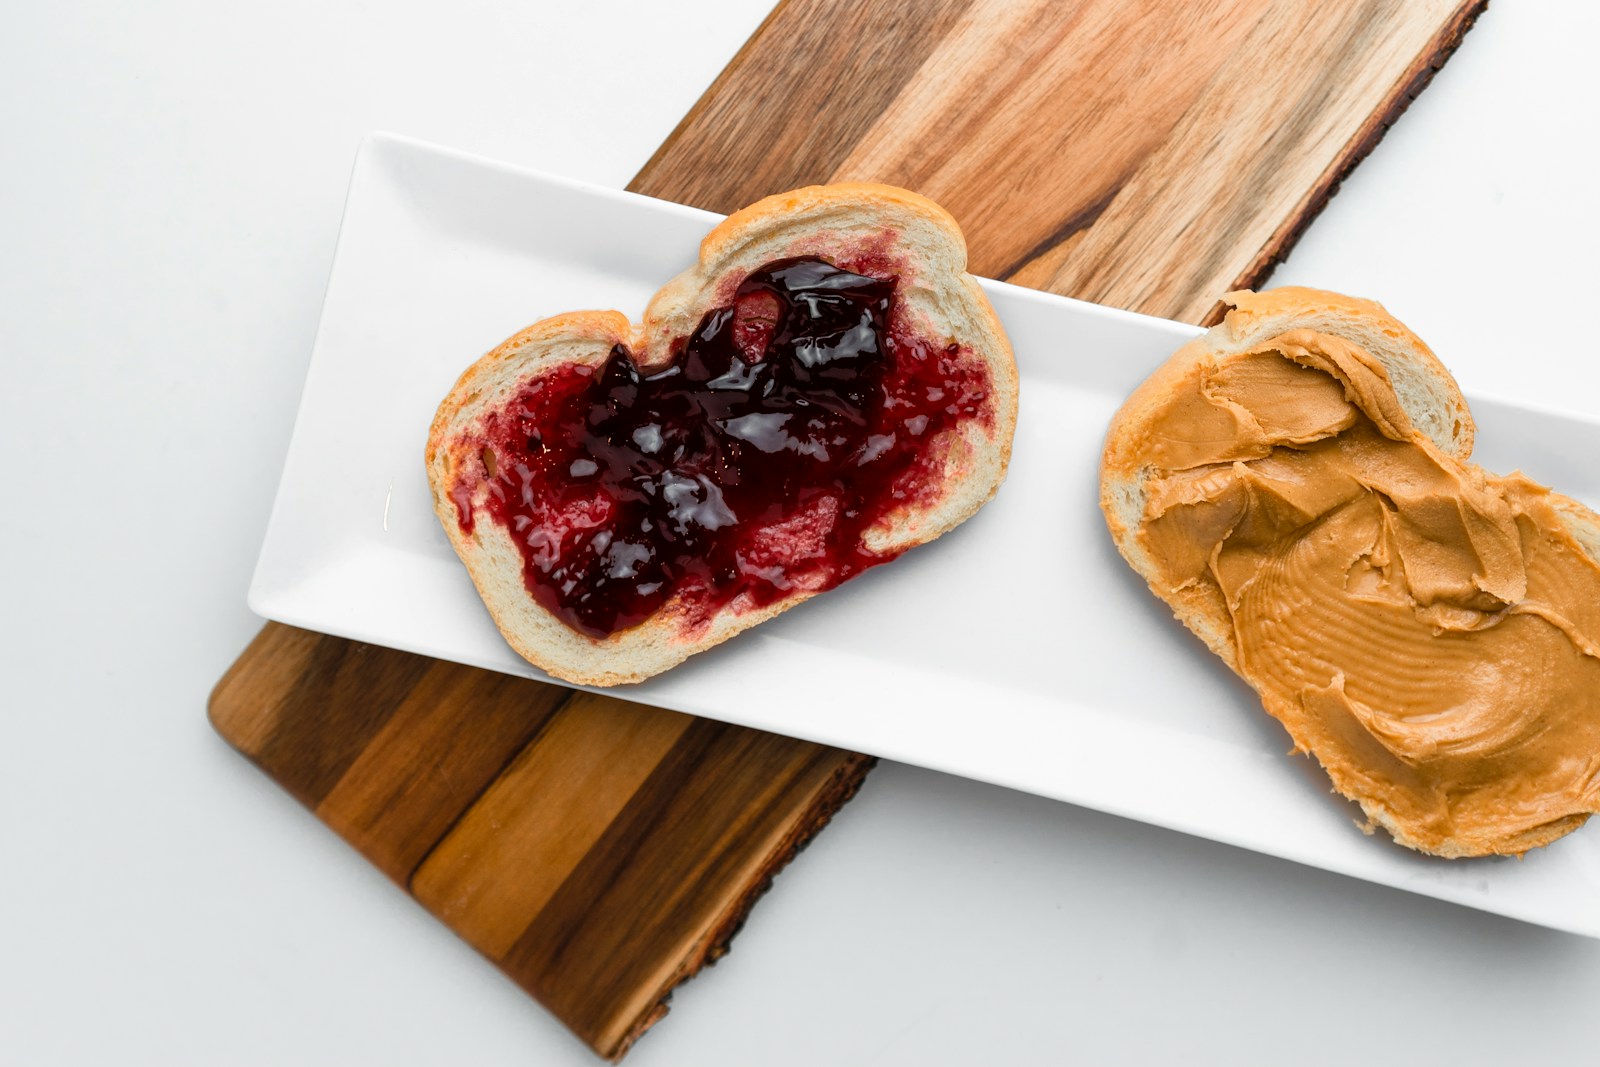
[
  {"x1": 426, "y1": 183, "x2": 1019, "y2": 685},
  {"x1": 1099, "y1": 286, "x2": 1600, "y2": 856}
]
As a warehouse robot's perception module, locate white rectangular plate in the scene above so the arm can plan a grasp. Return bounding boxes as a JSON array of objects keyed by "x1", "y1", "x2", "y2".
[{"x1": 253, "y1": 132, "x2": 1600, "y2": 937}]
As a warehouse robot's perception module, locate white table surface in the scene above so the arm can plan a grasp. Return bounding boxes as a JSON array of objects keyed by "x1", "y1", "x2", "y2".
[{"x1": 4, "y1": 2, "x2": 1599, "y2": 1063}]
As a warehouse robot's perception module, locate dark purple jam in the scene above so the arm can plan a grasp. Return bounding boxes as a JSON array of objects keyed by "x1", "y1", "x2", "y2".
[{"x1": 456, "y1": 257, "x2": 991, "y2": 638}]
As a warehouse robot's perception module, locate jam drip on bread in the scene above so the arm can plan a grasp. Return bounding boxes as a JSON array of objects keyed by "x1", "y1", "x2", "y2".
[{"x1": 456, "y1": 257, "x2": 992, "y2": 638}]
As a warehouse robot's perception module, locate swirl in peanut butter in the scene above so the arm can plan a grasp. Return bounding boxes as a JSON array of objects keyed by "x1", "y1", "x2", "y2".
[{"x1": 1135, "y1": 329, "x2": 1600, "y2": 856}]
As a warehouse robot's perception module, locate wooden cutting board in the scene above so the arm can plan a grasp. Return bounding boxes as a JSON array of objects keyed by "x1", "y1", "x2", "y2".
[{"x1": 210, "y1": 0, "x2": 1485, "y2": 1058}]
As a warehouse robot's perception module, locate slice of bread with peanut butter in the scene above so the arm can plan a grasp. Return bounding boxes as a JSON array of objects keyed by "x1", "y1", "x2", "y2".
[{"x1": 1101, "y1": 287, "x2": 1600, "y2": 858}]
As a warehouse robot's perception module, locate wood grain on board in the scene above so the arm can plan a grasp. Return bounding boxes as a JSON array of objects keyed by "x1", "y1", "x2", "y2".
[
  {"x1": 211, "y1": 626, "x2": 872, "y2": 1057},
  {"x1": 640, "y1": 0, "x2": 1486, "y2": 324},
  {"x1": 212, "y1": 0, "x2": 1485, "y2": 1058}
]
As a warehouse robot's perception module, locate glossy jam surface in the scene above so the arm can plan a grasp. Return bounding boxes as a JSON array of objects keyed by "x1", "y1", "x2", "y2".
[{"x1": 457, "y1": 257, "x2": 991, "y2": 638}]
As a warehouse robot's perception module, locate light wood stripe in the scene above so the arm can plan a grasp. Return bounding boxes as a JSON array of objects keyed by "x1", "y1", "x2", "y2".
[
  {"x1": 832, "y1": 0, "x2": 1255, "y2": 281},
  {"x1": 410, "y1": 693, "x2": 695, "y2": 958},
  {"x1": 1038, "y1": 0, "x2": 1464, "y2": 320},
  {"x1": 208, "y1": 625, "x2": 326, "y2": 755}
]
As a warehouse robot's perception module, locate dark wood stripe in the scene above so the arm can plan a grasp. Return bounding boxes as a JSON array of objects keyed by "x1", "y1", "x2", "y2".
[
  {"x1": 498, "y1": 718, "x2": 871, "y2": 1055},
  {"x1": 629, "y1": 0, "x2": 977, "y2": 211},
  {"x1": 212, "y1": 623, "x2": 429, "y2": 807},
  {"x1": 995, "y1": 179, "x2": 1127, "y2": 282},
  {"x1": 680, "y1": 748, "x2": 876, "y2": 970},
  {"x1": 317, "y1": 663, "x2": 573, "y2": 884}
]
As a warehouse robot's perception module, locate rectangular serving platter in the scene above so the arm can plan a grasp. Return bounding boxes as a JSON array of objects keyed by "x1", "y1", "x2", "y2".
[{"x1": 251, "y1": 133, "x2": 1600, "y2": 936}]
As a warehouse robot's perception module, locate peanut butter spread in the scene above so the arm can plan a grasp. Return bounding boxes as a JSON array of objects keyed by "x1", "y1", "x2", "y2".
[{"x1": 1134, "y1": 330, "x2": 1600, "y2": 856}]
